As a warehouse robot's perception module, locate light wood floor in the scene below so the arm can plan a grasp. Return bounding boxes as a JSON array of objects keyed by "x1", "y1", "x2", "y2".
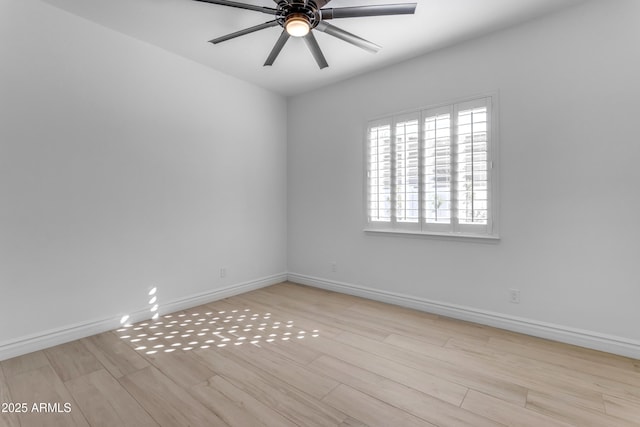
[{"x1": 1, "y1": 282, "x2": 639, "y2": 427}]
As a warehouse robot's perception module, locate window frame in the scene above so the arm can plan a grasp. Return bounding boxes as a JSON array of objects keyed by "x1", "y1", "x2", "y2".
[{"x1": 363, "y1": 93, "x2": 500, "y2": 240}]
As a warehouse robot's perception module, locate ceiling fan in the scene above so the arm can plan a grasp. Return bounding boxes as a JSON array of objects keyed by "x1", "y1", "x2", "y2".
[{"x1": 194, "y1": 0, "x2": 417, "y2": 69}]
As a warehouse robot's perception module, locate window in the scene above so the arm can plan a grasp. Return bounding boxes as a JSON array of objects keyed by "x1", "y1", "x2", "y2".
[{"x1": 365, "y1": 95, "x2": 498, "y2": 238}]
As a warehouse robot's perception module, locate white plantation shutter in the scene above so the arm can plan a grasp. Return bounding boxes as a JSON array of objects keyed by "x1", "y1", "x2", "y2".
[
  {"x1": 366, "y1": 95, "x2": 497, "y2": 238},
  {"x1": 394, "y1": 115, "x2": 420, "y2": 225},
  {"x1": 423, "y1": 106, "x2": 453, "y2": 232},
  {"x1": 455, "y1": 98, "x2": 491, "y2": 234},
  {"x1": 367, "y1": 121, "x2": 392, "y2": 223}
]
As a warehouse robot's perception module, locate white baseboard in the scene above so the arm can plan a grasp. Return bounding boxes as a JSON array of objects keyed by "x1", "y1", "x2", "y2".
[
  {"x1": 0, "y1": 273, "x2": 287, "y2": 361},
  {"x1": 287, "y1": 273, "x2": 640, "y2": 360},
  {"x1": 4, "y1": 272, "x2": 638, "y2": 361}
]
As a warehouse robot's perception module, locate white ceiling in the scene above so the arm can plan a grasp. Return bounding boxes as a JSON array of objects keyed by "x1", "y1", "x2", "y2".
[{"x1": 42, "y1": 0, "x2": 585, "y2": 96}]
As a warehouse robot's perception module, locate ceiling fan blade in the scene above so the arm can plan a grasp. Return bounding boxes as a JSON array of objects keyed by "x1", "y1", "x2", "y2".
[
  {"x1": 264, "y1": 30, "x2": 290, "y2": 66},
  {"x1": 193, "y1": 0, "x2": 277, "y2": 15},
  {"x1": 315, "y1": 21, "x2": 380, "y2": 53},
  {"x1": 320, "y1": 3, "x2": 416, "y2": 20},
  {"x1": 210, "y1": 20, "x2": 279, "y2": 44},
  {"x1": 303, "y1": 31, "x2": 328, "y2": 69}
]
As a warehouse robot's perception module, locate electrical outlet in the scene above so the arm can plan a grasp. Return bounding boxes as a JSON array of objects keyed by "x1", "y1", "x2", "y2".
[
  {"x1": 331, "y1": 262, "x2": 337, "y2": 273},
  {"x1": 509, "y1": 288, "x2": 521, "y2": 304},
  {"x1": 220, "y1": 267, "x2": 226, "y2": 278}
]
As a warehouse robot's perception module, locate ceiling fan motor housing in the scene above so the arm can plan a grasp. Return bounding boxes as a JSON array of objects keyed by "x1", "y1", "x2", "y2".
[{"x1": 276, "y1": 1, "x2": 320, "y2": 30}]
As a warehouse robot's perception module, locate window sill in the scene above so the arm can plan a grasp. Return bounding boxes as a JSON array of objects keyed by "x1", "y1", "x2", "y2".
[{"x1": 363, "y1": 228, "x2": 500, "y2": 242}]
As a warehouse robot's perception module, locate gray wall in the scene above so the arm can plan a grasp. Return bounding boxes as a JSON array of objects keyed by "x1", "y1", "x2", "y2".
[
  {"x1": 287, "y1": 0, "x2": 640, "y2": 342},
  {"x1": 0, "y1": 0, "x2": 287, "y2": 344}
]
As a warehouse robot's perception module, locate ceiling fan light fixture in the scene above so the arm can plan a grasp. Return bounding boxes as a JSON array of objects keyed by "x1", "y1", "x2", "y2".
[{"x1": 285, "y1": 14, "x2": 311, "y2": 37}]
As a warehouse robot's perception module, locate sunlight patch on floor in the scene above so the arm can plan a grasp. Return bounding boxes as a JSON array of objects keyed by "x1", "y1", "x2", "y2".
[{"x1": 118, "y1": 304, "x2": 319, "y2": 355}]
